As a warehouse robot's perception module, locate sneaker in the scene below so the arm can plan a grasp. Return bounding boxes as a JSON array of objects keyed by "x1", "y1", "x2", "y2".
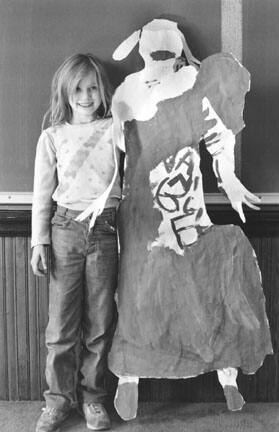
[
  {"x1": 82, "y1": 403, "x2": 111, "y2": 430},
  {"x1": 223, "y1": 385, "x2": 245, "y2": 411},
  {"x1": 35, "y1": 407, "x2": 70, "y2": 432}
]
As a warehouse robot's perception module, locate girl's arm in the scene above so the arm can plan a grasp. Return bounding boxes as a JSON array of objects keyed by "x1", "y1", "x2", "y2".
[{"x1": 31, "y1": 130, "x2": 57, "y2": 275}]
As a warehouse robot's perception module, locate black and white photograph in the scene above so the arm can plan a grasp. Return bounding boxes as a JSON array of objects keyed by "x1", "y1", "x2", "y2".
[{"x1": 0, "y1": 1, "x2": 278, "y2": 431}]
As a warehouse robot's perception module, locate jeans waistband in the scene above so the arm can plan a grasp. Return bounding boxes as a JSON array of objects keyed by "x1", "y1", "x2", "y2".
[{"x1": 55, "y1": 205, "x2": 116, "y2": 219}]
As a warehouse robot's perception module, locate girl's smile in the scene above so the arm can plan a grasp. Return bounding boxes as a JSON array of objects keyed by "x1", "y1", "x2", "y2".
[{"x1": 69, "y1": 71, "x2": 102, "y2": 124}]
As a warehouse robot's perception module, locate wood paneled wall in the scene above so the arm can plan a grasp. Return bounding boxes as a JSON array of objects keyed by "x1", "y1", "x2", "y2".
[
  {"x1": 0, "y1": 237, "x2": 49, "y2": 400},
  {"x1": 0, "y1": 207, "x2": 278, "y2": 402}
]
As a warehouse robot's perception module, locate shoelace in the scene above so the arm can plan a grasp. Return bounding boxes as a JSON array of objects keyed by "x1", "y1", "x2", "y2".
[
  {"x1": 41, "y1": 407, "x2": 62, "y2": 419},
  {"x1": 87, "y1": 404, "x2": 103, "y2": 414}
]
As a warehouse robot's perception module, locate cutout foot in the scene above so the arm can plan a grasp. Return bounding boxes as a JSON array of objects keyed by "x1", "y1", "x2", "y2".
[
  {"x1": 114, "y1": 381, "x2": 138, "y2": 420},
  {"x1": 223, "y1": 385, "x2": 245, "y2": 411}
]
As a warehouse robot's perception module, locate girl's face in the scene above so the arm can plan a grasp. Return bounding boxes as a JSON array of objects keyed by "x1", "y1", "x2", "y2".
[{"x1": 69, "y1": 71, "x2": 101, "y2": 124}]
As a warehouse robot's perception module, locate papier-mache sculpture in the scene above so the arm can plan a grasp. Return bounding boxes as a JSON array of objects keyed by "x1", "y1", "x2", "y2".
[{"x1": 108, "y1": 18, "x2": 273, "y2": 420}]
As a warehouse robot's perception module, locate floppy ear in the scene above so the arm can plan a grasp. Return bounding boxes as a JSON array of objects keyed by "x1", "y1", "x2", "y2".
[
  {"x1": 113, "y1": 29, "x2": 141, "y2": 61},
  {"x1": 179, "y1": 30, "x2": 200, "y2": 69}
]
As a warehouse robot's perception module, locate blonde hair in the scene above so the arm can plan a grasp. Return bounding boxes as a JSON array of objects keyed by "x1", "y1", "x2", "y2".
[{"x1": 42, "y1": 53, "x2": 114, "y2": 128}]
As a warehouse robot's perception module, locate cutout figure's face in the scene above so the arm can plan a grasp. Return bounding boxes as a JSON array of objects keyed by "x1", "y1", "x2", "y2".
[
  {"x1": 139, "y1": 29, "x2": 183, "y2": 63},
  {"x1": 69, "y1": 71, "x2": 101, "y2": 124}
]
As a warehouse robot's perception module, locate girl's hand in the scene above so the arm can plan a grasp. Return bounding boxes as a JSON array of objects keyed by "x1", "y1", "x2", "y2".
[{"x1": 31, "y1": 245, "x2": 48, "y2": 277}]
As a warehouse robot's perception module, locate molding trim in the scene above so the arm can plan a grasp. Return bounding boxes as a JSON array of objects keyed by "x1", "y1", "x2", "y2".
[
  {"x1": 205, "y1": 193, "x2": 279, "y2": 205},
  {"x1": 0, "y1": 192, "x2": 33, "y2": 203},
  {"x1": 0, "y1": 197, "x2": 279, "y2": 237},
  {"x1": 1, "y1": 192, "x2": 279, "y2": 206}
]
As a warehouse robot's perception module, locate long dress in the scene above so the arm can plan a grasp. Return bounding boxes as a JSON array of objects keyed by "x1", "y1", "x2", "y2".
[{"x1": 108, "y1": 53, "x2": 273, "y2": 380}]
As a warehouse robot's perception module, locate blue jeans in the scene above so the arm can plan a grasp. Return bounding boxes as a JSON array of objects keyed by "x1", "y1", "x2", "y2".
[{"x1": 44, "y1": 206, "x2": 118, "y2": 409}]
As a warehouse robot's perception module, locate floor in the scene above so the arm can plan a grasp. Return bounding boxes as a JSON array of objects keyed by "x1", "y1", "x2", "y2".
[{"x1": 1, "y1": 401, "x2": 279, "y2": 432}]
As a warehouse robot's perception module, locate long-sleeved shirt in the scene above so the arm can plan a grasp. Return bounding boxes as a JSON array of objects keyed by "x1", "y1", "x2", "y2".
[{"x1": 31, "y1": 117, "x2": 121, "y2": 247}]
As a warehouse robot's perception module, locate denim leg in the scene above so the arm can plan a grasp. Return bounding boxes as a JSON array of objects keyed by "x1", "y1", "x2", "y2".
[
  {"x1": 79, "y1": 209, "x2": 118, "y2": 404},
  {"x1": 44, "y1": 214, "x2": 86, "y2": 409}
]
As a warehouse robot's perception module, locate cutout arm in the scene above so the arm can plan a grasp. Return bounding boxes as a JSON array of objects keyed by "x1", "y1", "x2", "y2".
[{"x1": 202, "y1": 97, "x2": 260, "y2": 222}]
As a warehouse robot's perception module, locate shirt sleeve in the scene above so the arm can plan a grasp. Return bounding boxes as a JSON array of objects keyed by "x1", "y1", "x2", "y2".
[
  {"x1": 31, "y1": 130, "x2": 57, "y2": 247},
  {"x1": 202, "y1": 96, "x2": 236, "y2": 187},
  {"x1": 112, "y1": 101, "x2": 126, "y2": 152}
]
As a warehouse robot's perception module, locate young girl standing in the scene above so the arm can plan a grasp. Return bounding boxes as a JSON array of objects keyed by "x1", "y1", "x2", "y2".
[{"x1": 31, "y1": 53, "x2": 121, "y2": 432}]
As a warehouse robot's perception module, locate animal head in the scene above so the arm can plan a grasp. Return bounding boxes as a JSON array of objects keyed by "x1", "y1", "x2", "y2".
[{"x1": 113, "y1": 18, "x2": 200, "y2": 68}]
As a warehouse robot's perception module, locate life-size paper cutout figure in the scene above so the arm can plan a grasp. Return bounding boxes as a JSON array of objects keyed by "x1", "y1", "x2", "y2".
[{"x1": 108, "y1": 19, "x2": 273, "y2": 420}]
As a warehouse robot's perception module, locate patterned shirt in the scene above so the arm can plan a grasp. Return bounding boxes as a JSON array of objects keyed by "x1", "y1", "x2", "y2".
[{"x1": 31, "y1": 117, "x2": 121, "y2": 247}]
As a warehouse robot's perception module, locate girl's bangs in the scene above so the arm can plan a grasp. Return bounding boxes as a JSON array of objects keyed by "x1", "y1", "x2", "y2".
[{"x1": 66, "y1": 69, "x2": 83, "y2": 96}]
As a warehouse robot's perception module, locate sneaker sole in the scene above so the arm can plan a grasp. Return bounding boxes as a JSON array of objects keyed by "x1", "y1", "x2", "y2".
[{"x1": 86, "y1": 422, "x2": 111, "y2": 431}]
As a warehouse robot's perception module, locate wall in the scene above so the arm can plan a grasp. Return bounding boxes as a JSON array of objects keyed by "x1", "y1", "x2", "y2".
[
  {"x1": 0, "y1": 0, "x2": 220, "y2": 192},
  {"x1": 242, "y1": 0, "x2": 279, "y2": 191}
]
